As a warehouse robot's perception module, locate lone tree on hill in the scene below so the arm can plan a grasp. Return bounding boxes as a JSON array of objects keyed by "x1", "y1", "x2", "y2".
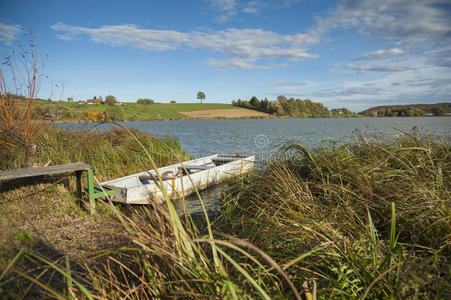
[
  {"x1": 105, "y1": 95, "x2": 117, "y2": 105},
  {"x1": 197, "y1": 91, "x2": 205, "y2": 104}
]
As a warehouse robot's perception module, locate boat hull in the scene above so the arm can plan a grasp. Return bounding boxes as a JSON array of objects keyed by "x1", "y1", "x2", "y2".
[{"x1": 101, "y1": 154, "x2": 254, "y2": 204}]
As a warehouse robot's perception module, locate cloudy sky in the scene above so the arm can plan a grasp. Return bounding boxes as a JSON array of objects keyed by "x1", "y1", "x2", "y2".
[{"x1": 0, "y1": 0, "x2": 450, "y2": 111}]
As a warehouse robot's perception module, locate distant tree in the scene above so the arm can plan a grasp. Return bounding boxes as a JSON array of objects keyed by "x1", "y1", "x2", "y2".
[
  {"x1": 431, "y1": 106, "x2": 446, "y2": 116},
  {"x1": 67, "y1": 97, "x2": 73, "y2": 102},
  {"x1": 105, "y1": 95, "x2": 117, "y2": 106},
  {"x1": 170, "y1": 100, "x2": 176, "y2": 104},
  {"x1": 249, "y1": 96, "x2": 259, "y2": 107},
  {"x1": 137, "y1": 98, "x2": 154, "y2": 104},
  {"x1": 197, "y1": 91, "x2": 206, "y2": 104},
  {"x1": 260, "y1": 98, "x2": 269, "y2": 112},
  {"x1": 277, "y1": 95, "x2": 287, "y2": 104},
  {"x1": 341, "y1": 108, "x2": 351, "y2": 115},
  {"x1": 93, "y1": 96, "x2": 97, "y2": 100},
  {"x1": 99, "y1": 96, "x2": 103, "y2": 104}
]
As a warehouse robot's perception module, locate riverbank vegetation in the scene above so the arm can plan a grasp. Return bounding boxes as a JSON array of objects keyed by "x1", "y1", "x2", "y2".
[
  {"x1": 1, "y1": 127, "x2": 449, "y2": 298},
  {"x1": 360, "y1": 102, "x2": 451, "y2": 117},
  {"x1": 0, "y1": 125, "x2": 190, "y2": 178},
  {"x1": 220, "y1": 134, "x2": 450, "y2": 298},
  {"x1": 0, "y1": 125, "x2": 191, "y2": 296}
]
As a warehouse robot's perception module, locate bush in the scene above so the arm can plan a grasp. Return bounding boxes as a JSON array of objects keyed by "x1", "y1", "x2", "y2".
[
  {"x1": 431, "y1": 106, "x2": 446, "y2": 116},
  {"x1": 83, "y1": 110, "x2": 105, "y2": 122},
  {"x1": 104, "y1": 106, "x2": 125, "y2": 121},
  {"x1": 104, "y1": 95, "x2": 117, "y2": 106},
  {"x1": 137, "y1": 98, "x2": 154, "y2": 104}
]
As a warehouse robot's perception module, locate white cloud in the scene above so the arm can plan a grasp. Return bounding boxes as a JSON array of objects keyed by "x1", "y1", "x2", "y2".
[
  {"x1": 207, "y1": 0, "x2": 236, "y2": 11},
  {"x1": 426, "y1": 48, "x2": 451, "y2": 68},
  {"x1": 313, "y1": 0, "x2": 451, "y2": 46},
  {"x1": 206, "y1": 58, "x2": 287, "y2": 70},
  {"x1": 205, "y1": 0, "x2": 237, "y2": 22},
  {"x1": 51, "y1": 23, "x2": 188, "y2": 50},
  {"x1": 353, "y1": 48, "x2": 404, "y2": 60},
  {"x1": 243, "y1": 1, "x2": 259, "y2": 14},
  {"x1": 268, "y1": 80, "x2": 307, "y2": 86},
  {"x1": 207, "y1": 0, "x2": 302, "y2": 21},
  {"x1": 51, "y1": 23, "x2": 319, "y2": 69},
  {"x1": 0, "y1": 23, "x2": 21, "y2": 45},
  {"x1": 306, "y1": 0, "x2": 451, "y2": 108},
  {"x1": 313, "y1": 60, "x2": 451, "y2": 110},
  {"x1": 342, "y1": 64, "x2": 412, "y2": 73}
]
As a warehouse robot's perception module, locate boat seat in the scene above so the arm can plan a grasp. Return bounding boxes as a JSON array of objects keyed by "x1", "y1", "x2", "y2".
[
  {"x1": 179, "y1": 165, "x2": 215, "y2": 171},
  {"x1": 139, "y1": 172, "x2": 176, "y2": 181}
]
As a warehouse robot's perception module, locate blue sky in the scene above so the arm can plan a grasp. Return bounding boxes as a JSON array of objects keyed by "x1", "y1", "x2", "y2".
[{"x1": 0, "y1": 0, "x2": 450, "y2": 111}]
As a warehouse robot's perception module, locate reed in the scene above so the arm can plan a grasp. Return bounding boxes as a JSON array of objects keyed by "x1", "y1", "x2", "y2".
[
  {"x1": 1, "y1": 130, "x2": 449, "y2": 299},
  {"x1": 220, "y1": 133, "x2": 450, "y2": 298},
  {"x1": 0, "y1": 125, "x2": 191, "y2": 181},
  {"x1": 0, "y1": 33, "x2": 47, "y2": 167},
  {"x1": 1, "y1": 125, "x2": 298, "y2": 299}
]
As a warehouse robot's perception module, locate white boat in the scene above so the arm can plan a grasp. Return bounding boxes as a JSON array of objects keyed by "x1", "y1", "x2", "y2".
[{"x1": 101, "y1": 154, "x2": 255, "y2": 204}]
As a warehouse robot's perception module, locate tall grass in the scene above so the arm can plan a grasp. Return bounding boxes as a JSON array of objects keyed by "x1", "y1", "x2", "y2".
[
  {"x1": 2, "y1": 131, "x2": 449, "y2": 298},
  {"x1": 1, "y1": 125, "x2": 301, "y2": 299},
  {"x1": 220, "y1": 134, "x2": 450, "y2": 298},
  {"x1": 0, "y1": 125, "x2": 191, "y2": 181}
]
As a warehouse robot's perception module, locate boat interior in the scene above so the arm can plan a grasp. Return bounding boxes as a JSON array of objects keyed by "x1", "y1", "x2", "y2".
[{"x1": 102, "y1": 154, "x2": 252, "y2": 188}]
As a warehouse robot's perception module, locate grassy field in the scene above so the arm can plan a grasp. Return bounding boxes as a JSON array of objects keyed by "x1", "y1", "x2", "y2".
[
  {"x1": 1, "y1": 126, "x2": 449, "y2": 299},
  {"x1": 52, "y1": 101, "x2": 241, "y2": 120}
]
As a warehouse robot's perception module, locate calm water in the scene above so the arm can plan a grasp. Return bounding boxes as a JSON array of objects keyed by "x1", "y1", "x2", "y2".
[
  {"x1": 59, "y1": 117, "x2": 451, "y2": 157},
  {"x1": 59, "y1": 117, "x2": 451, "y2": 214}
]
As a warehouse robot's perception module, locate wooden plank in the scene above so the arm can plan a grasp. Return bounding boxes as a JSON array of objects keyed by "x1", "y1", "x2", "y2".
[
  {"x1": 0, "y1": 163, "x2": 91, "y2": 181},
  {"x1": 179, "y1": 165, "x2": 215, "y2": 171}
]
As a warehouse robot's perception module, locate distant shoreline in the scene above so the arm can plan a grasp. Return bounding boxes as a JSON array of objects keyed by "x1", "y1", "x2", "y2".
[{"x1": 43, "y1": 114, "x2": 451, "y2": 125}]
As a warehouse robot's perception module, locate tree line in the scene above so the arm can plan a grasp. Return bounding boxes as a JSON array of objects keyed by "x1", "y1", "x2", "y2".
[
  {"x1": 360, "y1": 103, "x2": 450, "y2": 117},
  {"x1": 232, "y1": 95, "x2": 331, "y2": 118}
]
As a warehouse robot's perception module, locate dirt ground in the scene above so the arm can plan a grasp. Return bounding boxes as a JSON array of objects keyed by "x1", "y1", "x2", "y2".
[
  {"x1": 179, "y1": 108, "x2": 270, "y2": 119},
  {"x1": 0, "y1": 177, "x2": 126, "y2": 261}
]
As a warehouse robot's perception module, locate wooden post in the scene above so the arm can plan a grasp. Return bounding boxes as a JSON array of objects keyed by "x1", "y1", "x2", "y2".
[
  {"x1": 87, "y1": 169, "x2": 95, "y2": 209},
  {"x1": 75, "y1": 170, "x2": 83, "y2": 199}
]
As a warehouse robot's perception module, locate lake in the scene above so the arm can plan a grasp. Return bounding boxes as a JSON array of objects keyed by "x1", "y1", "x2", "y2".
[
  {"x1": 58, "y1": 117, "x2": 451, "y2": 215},
  {"x1": 59, "y1": 117, "x2": 451, "y2": 157}
]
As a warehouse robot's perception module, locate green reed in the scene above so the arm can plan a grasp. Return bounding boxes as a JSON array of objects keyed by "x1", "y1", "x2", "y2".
[
  {"x1": 220, "y1": 133, "x2": 450, "y2": 298},
  {"x1": 2, "y1": 129, "x2": 449, "y2": 299}
]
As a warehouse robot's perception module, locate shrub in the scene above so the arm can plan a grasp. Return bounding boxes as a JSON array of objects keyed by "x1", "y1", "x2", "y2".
[
  {"x1": 104, "y1": 95, "x2": 117, "y2": 106},
  {"x1": 104, "y1": 106, "x2": 125, "y2": 121},
  {"x1": 137, "y1": 98, "x2": 154, "y2": 104}
]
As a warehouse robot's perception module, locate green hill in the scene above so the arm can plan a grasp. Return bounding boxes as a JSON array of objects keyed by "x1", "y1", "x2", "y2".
[{"x1": 31, "y1": 101, "x2": 239, "y2": 122}]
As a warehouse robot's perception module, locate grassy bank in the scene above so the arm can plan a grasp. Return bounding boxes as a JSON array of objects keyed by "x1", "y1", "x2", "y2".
[
  {"x1": 1, "y1": 129, "x2": 450, "y2": 298},
  {"x1": 38, "y1": 102, "x2": 242, "y2": 121},
  {"x1": 0, "y1": 125, "x2": 191, "y2": 297},
  {"x1": 0, "y1": 125, "x2": 191, "y2": 180}
]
